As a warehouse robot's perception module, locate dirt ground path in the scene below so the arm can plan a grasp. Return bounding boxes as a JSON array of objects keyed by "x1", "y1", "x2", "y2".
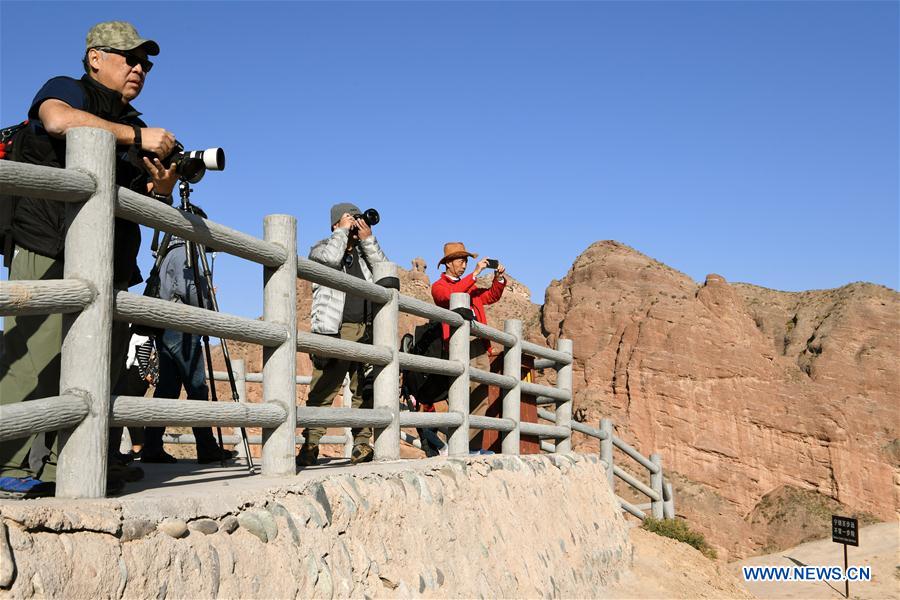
[
  {"x1": 733, "y1": 521, "x2": 899, "y2": 600},
  {"x1": 599, "y1": 525, "x2": 753, "y2": 599}
]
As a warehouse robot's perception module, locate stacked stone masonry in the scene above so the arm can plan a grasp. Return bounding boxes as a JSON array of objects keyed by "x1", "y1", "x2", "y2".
[{"x1": 0, "y1": 454, "x2": 630, "y2": 598}]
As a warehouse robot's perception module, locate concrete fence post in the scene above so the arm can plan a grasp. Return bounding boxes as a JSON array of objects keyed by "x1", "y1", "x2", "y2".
[
  {"x1": 447, "y1": 292, "x2": 471, "y2": 456},
  {"x1": 56, "y1": 128, "x2": 116, "y2": 498},
  {"x1": 600, "y1": 418, "x2": 614, "y2": 492},
  {"x1": 232, "y1": 359, "x2": 249, "y2": 460},
  {"x1": 261, "y1": 215, "x2": 297, "y2": 476},
  {"x1": 650, "y1": 453, "x2": 664, "y2": 519},
  {"x1": 554, "y1": 338, "x2": 573, "y2": 453},
  {"x1": 342, "y1": 374, "x2": 353, "y2": 458},
  {"x1": 663, "y1": 480, "x2": 675, "y2": 519},
  {"x1": 501, "y1": 319, "x2": 522, "y2": 455},
  {"x1": 372, "y1": 262, "x2": 400, "y2": 460}
]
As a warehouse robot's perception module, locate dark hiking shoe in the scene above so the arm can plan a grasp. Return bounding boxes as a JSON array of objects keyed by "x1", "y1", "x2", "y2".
[
  {"x1": 295, "y1": 444, "x2": 319, "y2": 467},
  {"x1": 197, "y1": 448, "x2": 238, "y2": 464},
  {"x1": 141, "y1": 450, "x2": 178, "y2": 464},
  {"x1": 350, "y1": 443, "x2": 374, "y2": 465},
  {"x1": 0, "y1": 476, "x2": 55, "y2": 499}
]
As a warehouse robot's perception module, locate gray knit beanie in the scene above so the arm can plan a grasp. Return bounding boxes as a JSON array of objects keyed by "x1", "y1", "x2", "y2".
[{"x1": 330, "y1": 202, "x2": 360, "y2": 227}]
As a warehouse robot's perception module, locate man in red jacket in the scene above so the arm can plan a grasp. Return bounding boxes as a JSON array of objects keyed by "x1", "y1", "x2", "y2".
[{"x1": 430, "y1": 242, "x2": 506, "y2": 449}]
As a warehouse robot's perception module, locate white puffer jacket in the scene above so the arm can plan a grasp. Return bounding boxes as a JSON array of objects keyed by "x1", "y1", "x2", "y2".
[{"x1": 309, "y1": 228, "x2": 388, "y2": 334}]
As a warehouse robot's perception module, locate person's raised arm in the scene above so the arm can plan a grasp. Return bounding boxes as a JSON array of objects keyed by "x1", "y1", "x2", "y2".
[{"x1": 38, "y1": 99, "x2": 175, "y2": 158}]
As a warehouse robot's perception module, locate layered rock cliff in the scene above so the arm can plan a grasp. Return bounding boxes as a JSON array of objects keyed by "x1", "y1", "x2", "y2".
[{"x1": 541, "y1": 241, "x2": 898, "y2": 558}]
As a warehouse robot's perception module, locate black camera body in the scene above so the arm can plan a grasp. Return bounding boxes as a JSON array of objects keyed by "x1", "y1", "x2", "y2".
[
  {"x1": 485, "y1": 258, "x2": 499, "y2": 269},
  {"x1": 354, "y1": 208, "x2": 380, "y2": 227},
  {"x1": 349, "y1": 208, "x2": 380, "y2": 237},
  {"x1": 161, "y1": 141, "x2": 225, "y2": 183}
]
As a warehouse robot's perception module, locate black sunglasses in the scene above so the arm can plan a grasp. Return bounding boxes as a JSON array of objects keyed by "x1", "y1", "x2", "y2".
[{"x1": 95, "y1": 47, "x2": 153, "y2": 73}]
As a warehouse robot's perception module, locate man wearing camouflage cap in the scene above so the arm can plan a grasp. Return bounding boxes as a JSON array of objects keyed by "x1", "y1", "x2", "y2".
[{"x1": 0, "y1": 21, "x2": 180, "y2": 498}]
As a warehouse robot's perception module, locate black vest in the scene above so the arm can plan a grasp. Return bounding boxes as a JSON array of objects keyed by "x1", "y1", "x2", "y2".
[{"x1": 8, "y1": 75, "x2": 149, "y2": 286}]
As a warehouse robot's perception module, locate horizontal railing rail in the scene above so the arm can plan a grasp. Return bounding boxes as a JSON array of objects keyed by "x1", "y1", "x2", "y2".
[
  {"x1": 0, "y1": 159, "x2": 95, "y2": 202},
  {"x1": 114, "y1": 291, "x2": 288, "y2": 347},
  {"x1": 0, "y1": 279, "x2": 95, "y2": 316},
  {"x1": 116, "y1": 187, "x2": 287, "y2": 267},
  {"x1": 0, "y1": 395, "x2": 90, "y2": 442}
]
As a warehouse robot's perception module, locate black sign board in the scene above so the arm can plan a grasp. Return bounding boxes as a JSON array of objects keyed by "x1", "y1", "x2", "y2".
[{"x1": 831, "y1": 515, "x2": 859, "y2": 547}]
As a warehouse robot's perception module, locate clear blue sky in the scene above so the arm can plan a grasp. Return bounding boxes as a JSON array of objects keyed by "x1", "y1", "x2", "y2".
[{"x1": 2, "y1": 1, "x2": 897, "y2": 320}]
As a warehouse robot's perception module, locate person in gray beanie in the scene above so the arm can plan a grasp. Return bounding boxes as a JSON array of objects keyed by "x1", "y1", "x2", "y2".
[{"x1": 298, "y1": 203, "x2": 388, "y2": 466}]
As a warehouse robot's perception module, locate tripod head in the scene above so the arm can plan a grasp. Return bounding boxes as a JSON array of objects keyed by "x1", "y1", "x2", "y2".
[{"x1": 177, "y1": 179, "x2": 208, "y2": 219}]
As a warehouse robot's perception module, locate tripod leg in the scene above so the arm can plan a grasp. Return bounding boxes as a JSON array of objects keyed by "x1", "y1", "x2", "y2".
[
  {"x1": 195, "y1": 241, "x2": 256, "y2": 472},
  {"x1": 200, "y1": 334, "x2": 227, "y2": 468},
  {"x1": 186, "y1": 239, "x2": 228, "y2": 468}
]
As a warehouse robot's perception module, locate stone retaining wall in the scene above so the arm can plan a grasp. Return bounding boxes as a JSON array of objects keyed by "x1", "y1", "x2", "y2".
[{"x1": 0, "y1": 454, "x2": 630, "y2": 598}]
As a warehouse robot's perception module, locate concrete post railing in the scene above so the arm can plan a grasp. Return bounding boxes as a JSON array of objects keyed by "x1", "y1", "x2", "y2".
[
  {"x1": 501, "y1": 319, "x2": 522, "y2": 455},
  {"x1": 261, "y1": 215, "x2": 297, "y2": 476},
  {"x1": 447, "y1": 293, "x2": 471, "y2": 456},
  {"x1": 554, "y1": 338, "x2": 573, "y2": 453},
  {"x1": 600, "y1": 417, "x2": 614, "y2": 491},
  {"x1": 650, "y1": 453, "x2": 664, "y2": 519},
  {"x1": 0, "y1": 128, "x2": 676, "y2": 511},
  {"x1": 56, "y1": 128, "x2": 117, "y2": 498},
  {"x1": 663, "y1": 480, "x2": 675, "y2": 519},
  {"x1": 372, "y1": 262, "x2": 400, "y2": 460}
]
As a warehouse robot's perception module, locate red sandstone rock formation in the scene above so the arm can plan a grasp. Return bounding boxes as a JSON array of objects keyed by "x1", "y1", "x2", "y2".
[{"x1": 542, "y1": 241, "x2": 898, "y2": 558}]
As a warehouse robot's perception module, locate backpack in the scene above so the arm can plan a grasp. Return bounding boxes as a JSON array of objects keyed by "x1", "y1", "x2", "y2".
[
  {"x1": 400, "y1": 321, "x2": 450, "y2": 406},
  {"x1": 0, "y1": 120, "x2": 29, "y2": 269}
]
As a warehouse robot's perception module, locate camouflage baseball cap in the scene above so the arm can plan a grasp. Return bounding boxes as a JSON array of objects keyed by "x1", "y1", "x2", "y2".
[{"x1": 85, "y1": 21, "x2": 159, "y2": 55}]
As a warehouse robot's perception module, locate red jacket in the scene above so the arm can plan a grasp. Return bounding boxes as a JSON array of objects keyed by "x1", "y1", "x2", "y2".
[{"x1": 431, "y1": 272, "x2": 506, "y2": 354}]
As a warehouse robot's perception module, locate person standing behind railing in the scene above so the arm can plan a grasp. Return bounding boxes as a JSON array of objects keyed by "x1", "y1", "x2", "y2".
[
  {"x1": 0, "y1": 21, "x2": 179, "y2": 499},
  {"x1": 430, "y1": 242, "x2": 506, "y2": 451},
  {"x1": 297, "y1": 203, "x2": 388, "y2": 467},
  {"x1": 140, "y1": 206, "x2": 238, "y2": 465}
]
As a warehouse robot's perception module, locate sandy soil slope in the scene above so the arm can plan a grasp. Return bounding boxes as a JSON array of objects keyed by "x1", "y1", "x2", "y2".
[{"x1": 599, "y1": 525, "x2": 753, "y2": 599}]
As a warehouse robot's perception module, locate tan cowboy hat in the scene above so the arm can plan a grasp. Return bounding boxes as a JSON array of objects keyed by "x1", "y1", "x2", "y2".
[{"x1": 439, "y1": 242, "x2": 478, "y2": 265}]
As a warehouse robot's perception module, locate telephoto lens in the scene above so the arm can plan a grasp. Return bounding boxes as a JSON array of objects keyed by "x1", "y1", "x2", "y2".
[{"x1": 182, "y1": 148, "x2": 225, "y2": 171}]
